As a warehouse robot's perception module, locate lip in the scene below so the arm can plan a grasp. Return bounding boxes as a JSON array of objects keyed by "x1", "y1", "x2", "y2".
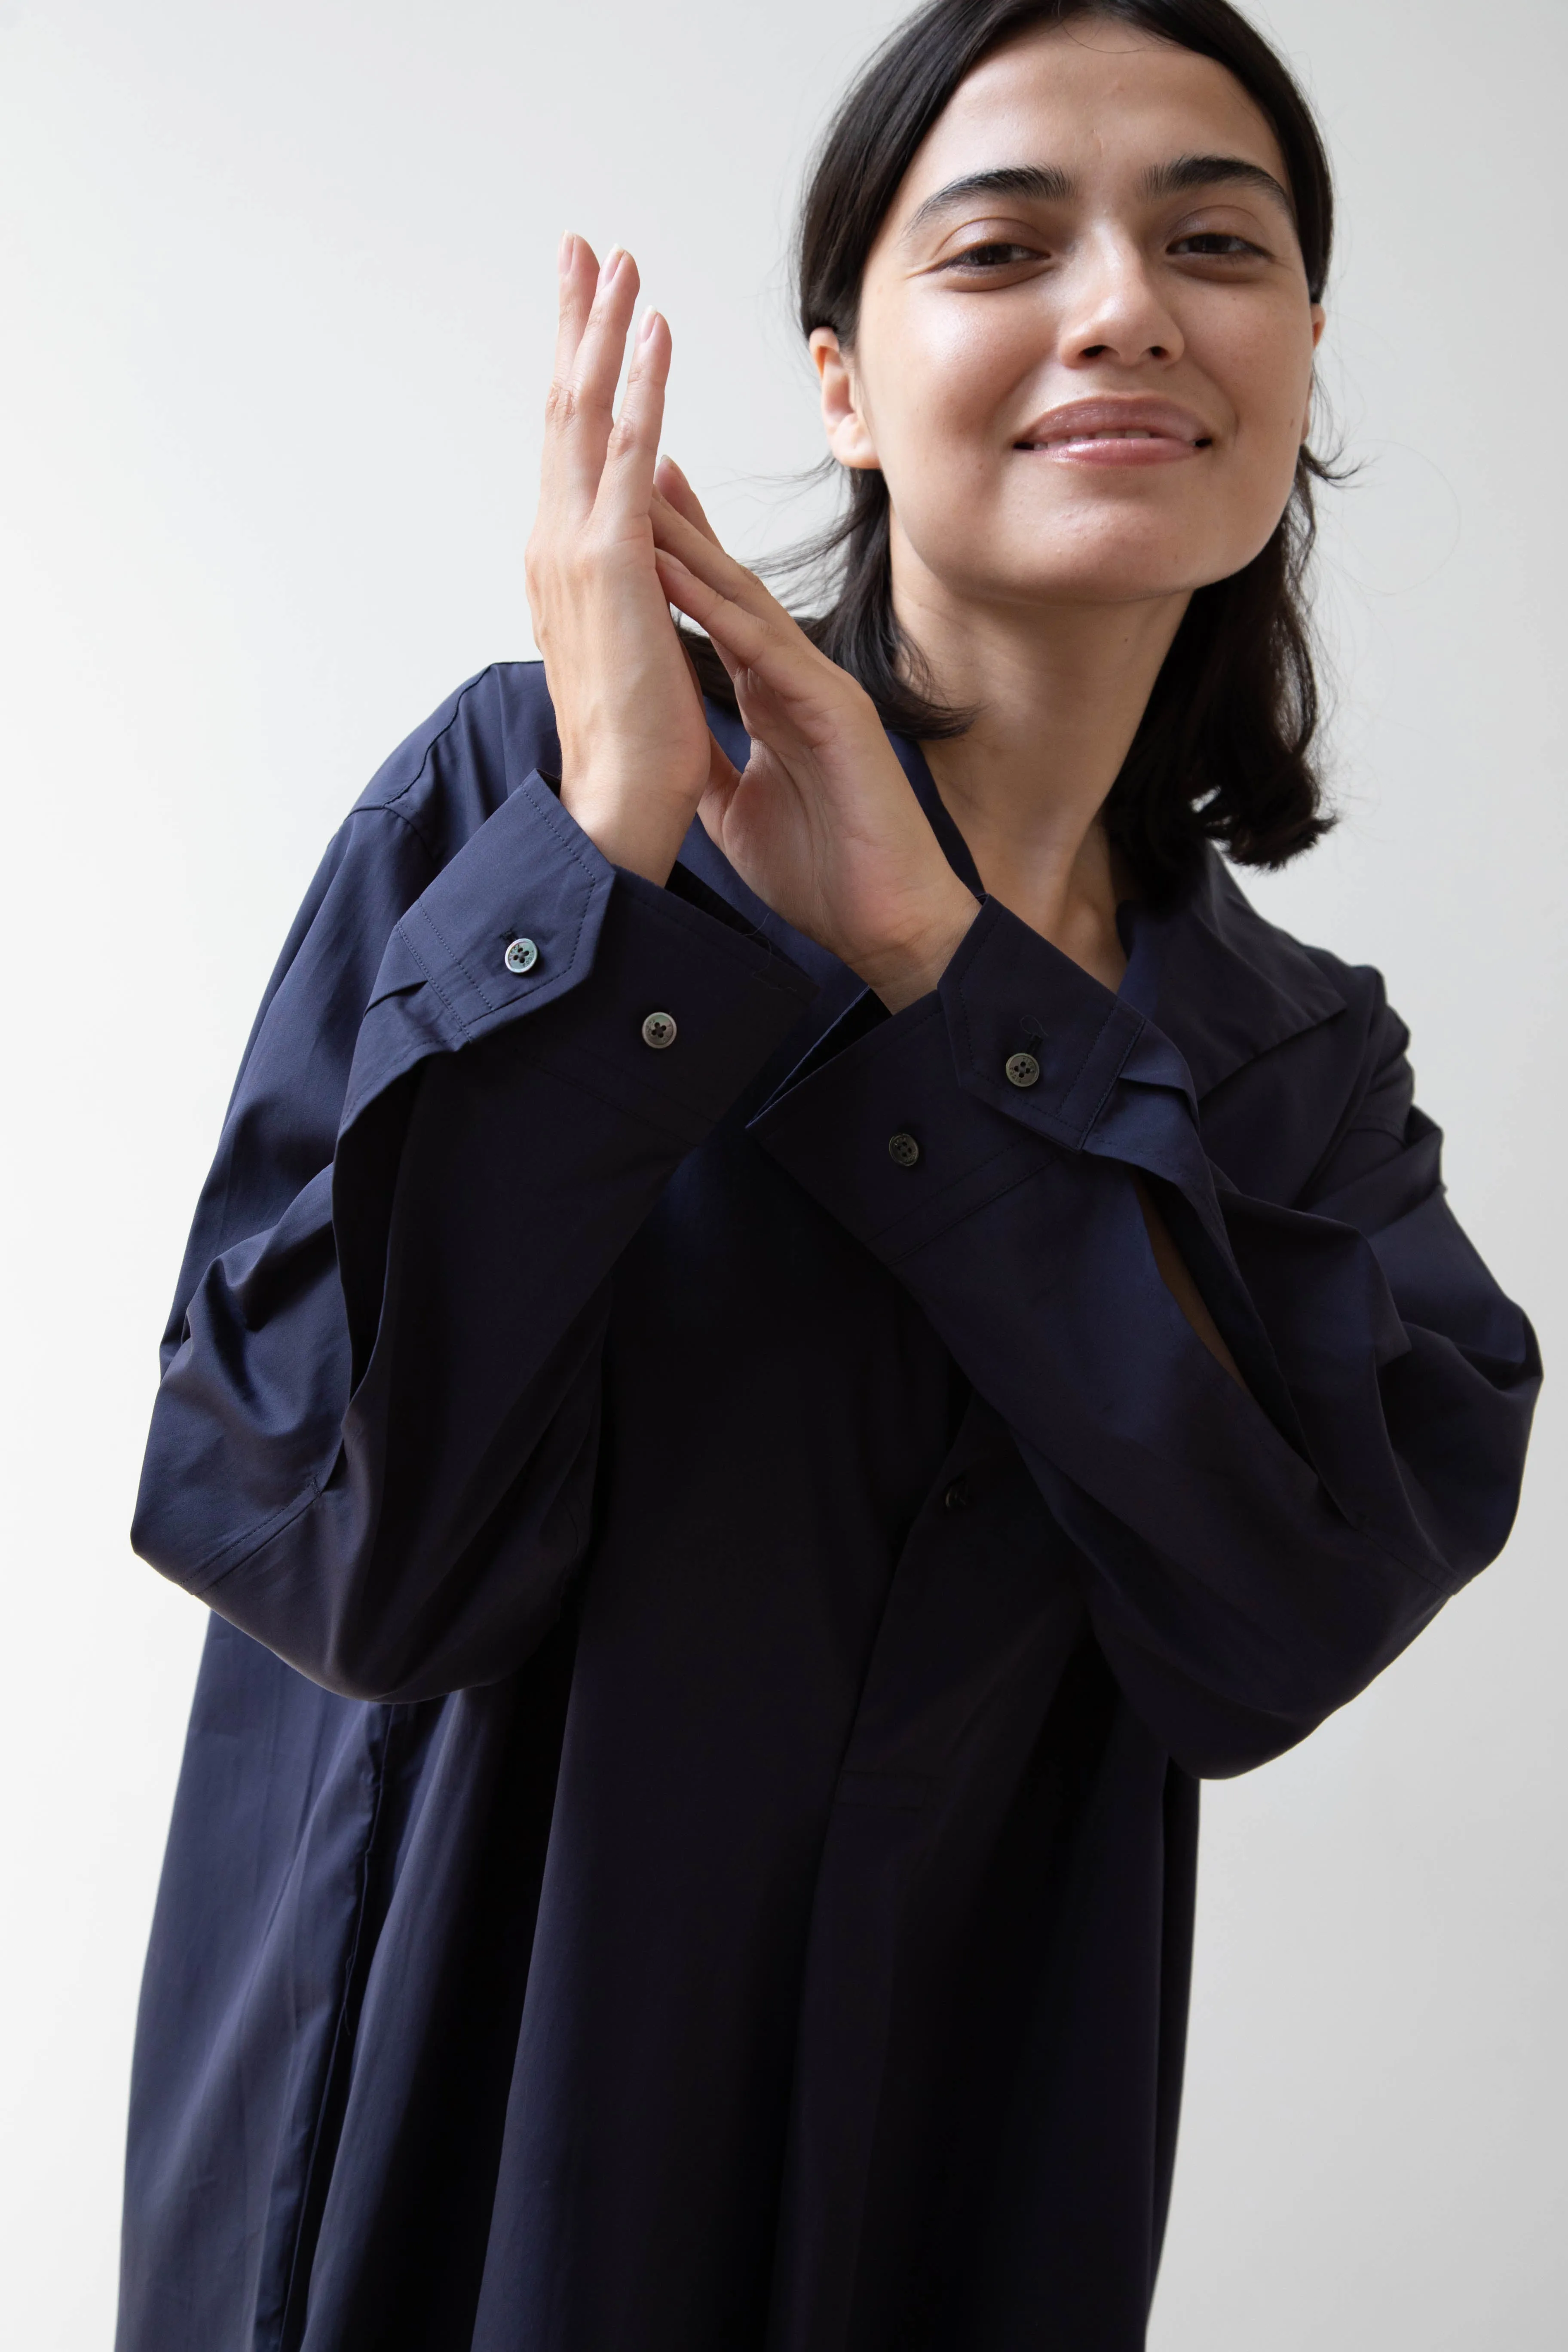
[{"x1": 1013, "y1": 396, "x2": 1215, "y2": 466}]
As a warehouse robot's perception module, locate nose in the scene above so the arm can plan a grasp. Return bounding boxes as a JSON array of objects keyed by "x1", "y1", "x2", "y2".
[{"x1": 1057, "y1": 229, "x2": 1184, "y2": 370}]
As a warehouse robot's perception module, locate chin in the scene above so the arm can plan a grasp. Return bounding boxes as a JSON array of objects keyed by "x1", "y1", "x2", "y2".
[
  {"x1": 942, "y1": 548, "x2": 1225, "y2": 610},
  {"x1": 948, "y1": 508, "x2": 1275, "y2": 609}
]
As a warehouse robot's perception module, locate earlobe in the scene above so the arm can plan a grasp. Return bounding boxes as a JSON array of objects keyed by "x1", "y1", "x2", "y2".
[{"x1": 808, "y1": 325, "x2": 880, "y2": 473}]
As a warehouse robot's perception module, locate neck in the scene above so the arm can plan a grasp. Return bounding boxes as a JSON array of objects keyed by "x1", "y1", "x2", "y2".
[{"x1": 892, "y1": 530, "x2": 1189, "y2": 987}]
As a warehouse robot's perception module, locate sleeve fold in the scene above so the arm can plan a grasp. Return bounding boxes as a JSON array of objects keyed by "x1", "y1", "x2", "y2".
[
  {"x1": 133, "y1": 764, "x2": 816, "y2": 1702},
  {"x1": 751, "y1": 899, "x2": 1538, "y2": 1774}
]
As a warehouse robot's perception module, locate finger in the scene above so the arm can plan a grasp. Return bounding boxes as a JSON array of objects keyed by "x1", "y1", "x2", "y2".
[
  {"x1": 594, "y1": 306, "x2": 671, "y2": 527},
  {"x1": 676, "y1": 605, "x2": 742, "y2": 692},
  {"x1": 676, "y1": 630, "x2": 729, "y2": 702},
  {"x1": 677, "y1": 611, "x2": 741, "y2": 708},
  {"x1": 545, "y1": 244, "x2": 642, "y2": 508},
  {"x1": 654, "y1": 456, "x2": 723, "y2": 550},
  {"x1": 694, "y1": 624, "x2": 742, "y2": 688},
  {"x1": 655, "y1": 547, "x2": 781, "y2": 672},
  {"x1": 550, "y1": 230, "x2": 599, "y2": 389},
  {"x1": 651, "y1": 497, "x2": 792, "y2": 631}
]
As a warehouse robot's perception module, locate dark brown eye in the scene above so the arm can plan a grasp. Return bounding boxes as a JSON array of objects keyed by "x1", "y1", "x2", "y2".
[
  {"x1": 1171, "y1": 232, "x2": 1265, "y2": 258},
  {"x1": 944, "y1": 241, "x2": 1038, "y2": 270}
]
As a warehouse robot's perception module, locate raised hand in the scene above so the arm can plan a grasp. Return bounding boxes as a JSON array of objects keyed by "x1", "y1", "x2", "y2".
[
  {"x1": 649, "y1": 462, "x2": 980, "y2": 1011},
  {"x1": 524, "y1": 237, "x2": 724, "y2": 884}
]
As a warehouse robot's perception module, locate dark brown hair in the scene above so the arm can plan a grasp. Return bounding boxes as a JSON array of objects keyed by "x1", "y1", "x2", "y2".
[{"x1": 690, "y1": 0, "x2": 1339, "y2": 891}]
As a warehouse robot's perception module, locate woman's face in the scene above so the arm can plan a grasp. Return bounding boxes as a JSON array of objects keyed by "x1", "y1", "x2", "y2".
[{"x1": 814, "y1": 20, "x2": 1324, "y2": 614}]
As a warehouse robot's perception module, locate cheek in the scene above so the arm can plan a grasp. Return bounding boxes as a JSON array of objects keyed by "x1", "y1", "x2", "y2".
[
  {"x1": 1183, "y1": 309, "x2": 1314, "y2": 561},
  {"x1": 858, "y1": 294, "x2": 1041, "y2": 461},
  {"x1": 1208, "y1": 307, "x2": 1314, "y2": 466}
]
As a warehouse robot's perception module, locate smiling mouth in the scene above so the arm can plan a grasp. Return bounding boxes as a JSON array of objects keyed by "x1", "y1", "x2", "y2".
[
  {"x1": 1018, "y1": 426, "x2": 1210, "y2": 447},
  {"x1": 1013, "y1": 425, "x2": 1213, "y2": 466}
]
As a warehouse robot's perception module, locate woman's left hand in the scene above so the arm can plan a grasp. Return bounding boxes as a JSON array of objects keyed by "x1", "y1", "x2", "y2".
[{"x1": 649, "y1": 460, "x2": 980, "y2": 1011}]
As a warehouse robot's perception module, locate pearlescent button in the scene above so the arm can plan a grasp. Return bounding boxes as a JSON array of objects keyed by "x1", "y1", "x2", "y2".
[
  {"x1": 888, "y1": 1131, "x2": 921, "y2": 1168},
  {"x1": 1004, "y1": 1050, "x2": 1041, "y2": 1089},
  {"x1": 641, "y1": 1011, "x2": 677, "y2": 1050},
  {"x1": 503, "y1": 937, "x2": 539, "y2": 975}
]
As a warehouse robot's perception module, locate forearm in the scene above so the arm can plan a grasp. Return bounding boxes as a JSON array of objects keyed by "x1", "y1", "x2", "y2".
[
  {"x1": 135, "y1": 786, "x2": 818, "y2": 1699},
  {"x1": 746, "y1": 896, "x2": 1535, "y2": 1766}
]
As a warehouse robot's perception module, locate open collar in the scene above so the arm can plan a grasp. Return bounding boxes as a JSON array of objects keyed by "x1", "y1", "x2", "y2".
[
  {"x1": 695, "y1": 704, "x2": 1345, "y2": 1099},
  {"x1": 1116, "y1": 851, "x2": 1346, "y2": 1097},
  {"x1": 890, "y1": 731, "x2": 1345, "y2": 1099}
]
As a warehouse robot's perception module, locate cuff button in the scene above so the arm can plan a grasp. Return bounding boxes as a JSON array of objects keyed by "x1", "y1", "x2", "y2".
[
  {"x1": 888, "y1": 1131, "x2": 921, "y2": 1168},
  {"x1": 504, "y1": 937, "x2": 539, "y2": 975},
  {"x1": 1004, "y1": 1050, "x2": 1041, "y2": 1088},
  {"x1": 641, "y1": 1011, "x2": 678, "y2": 1050}
]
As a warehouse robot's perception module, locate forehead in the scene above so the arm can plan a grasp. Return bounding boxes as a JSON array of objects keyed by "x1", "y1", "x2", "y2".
[{"x1": 897, "y1": 21, "x2": 1290, "y2": 207}]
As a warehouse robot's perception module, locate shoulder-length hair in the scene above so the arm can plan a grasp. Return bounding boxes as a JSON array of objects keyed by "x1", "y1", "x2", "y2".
[{"x1": 689, "y1": 0, "x2": 1339, "y2": 892}]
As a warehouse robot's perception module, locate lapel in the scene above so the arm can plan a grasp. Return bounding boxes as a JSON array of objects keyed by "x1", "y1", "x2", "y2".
[
  {"x1": 888, "y1": 727, "x2": 1345, "y2": 1097},
  {"x1": 1118, "y1": 850, "x2": 1347, "y2": 1098},
  {"x1": 687, "y1": 701, "x2": 1345, "y2": 1100}
]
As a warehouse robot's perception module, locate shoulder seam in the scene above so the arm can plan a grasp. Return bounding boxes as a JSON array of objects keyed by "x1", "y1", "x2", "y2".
[
  {"x1": 343, "y1": 796, "x2": 443, "y2": 876},
  {"x1": 354, "y1": 666, "x2": 504, "y2": 857}
]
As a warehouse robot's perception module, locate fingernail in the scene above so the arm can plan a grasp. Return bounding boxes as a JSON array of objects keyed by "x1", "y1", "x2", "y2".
[
  {"x1": 599, "y1": 247, "x2": 626, "y2": 287},
  {"x1": 638, "y1": 306, "x2": 658, "y2": 344},
  {"x1": 558, "y1": 230, "x2": 573, "y2": 275}
]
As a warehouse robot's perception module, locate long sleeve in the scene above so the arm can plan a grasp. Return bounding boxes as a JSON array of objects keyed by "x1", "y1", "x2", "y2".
[
  {"x1": 751, "y1": 896, "x2": 1540, "y2": 1775},
  {"x1": 132, "y1": 685, "x2": 816, "y2": 1702}
]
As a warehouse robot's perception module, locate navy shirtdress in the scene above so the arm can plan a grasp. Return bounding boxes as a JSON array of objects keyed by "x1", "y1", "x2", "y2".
[{"x1": 120, "y1": 661, "x2": 1539, "y2": 2351}]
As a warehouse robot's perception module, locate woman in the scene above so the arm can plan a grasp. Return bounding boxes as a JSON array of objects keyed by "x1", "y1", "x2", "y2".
[{"x1": 119, "y1": 1, "x2": 1539, "y2": 2345}]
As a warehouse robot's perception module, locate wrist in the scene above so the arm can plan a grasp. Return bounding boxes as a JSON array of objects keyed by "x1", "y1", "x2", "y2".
[
  {"x1": 855, "y1": 886, "x2": 981, "y2": 1014},
  {"x1": 558, "y1": 773, "x2": 695, "y2": 887}
]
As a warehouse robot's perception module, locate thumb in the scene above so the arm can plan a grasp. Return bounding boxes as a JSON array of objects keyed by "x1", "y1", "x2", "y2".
[
  {"x1": 698, "y1": 728, "x2": 741, "y2": 845},
  {"x1": 677, "y1": 629, "x2": 741, "y2": 823}
]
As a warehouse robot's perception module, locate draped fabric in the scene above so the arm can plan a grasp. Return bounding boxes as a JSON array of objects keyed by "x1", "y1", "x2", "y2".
[{"x1": 119, "y1": 663, "x2": 1537, "y2": 2351}]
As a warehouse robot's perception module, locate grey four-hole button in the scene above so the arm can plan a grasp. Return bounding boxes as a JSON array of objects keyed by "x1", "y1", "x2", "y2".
[
  {"x1": 888, "y1": 1131, "x2": 921, "y2": 1168},
  {"x1": 1004, "y1": 1050, "x2": 1041, "y2": 1089},
  {"x1": 641, "y1": 1011, "x2": 678, "y2": 1050},
  {"x1": 503, "y1": 937, "x2": 539, "y2": 975}
]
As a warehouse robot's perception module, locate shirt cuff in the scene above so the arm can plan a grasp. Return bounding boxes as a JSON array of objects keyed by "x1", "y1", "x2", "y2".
[
  {"x1": 514, "y1": 863, "x2": 819, "y2": 1148},
  {"x1": 380, "y1": 767, "x2": 617, "y2": 1044},
  {"x1": 938, "y1": 896, "x2": 1146, "y2": 1144},
  {"x1": 344, "y1": 771, "x2": 817, "y2": 1139},
  {"x1": 749, "y1": 897, "x2": 1149, "y2": 1261}
]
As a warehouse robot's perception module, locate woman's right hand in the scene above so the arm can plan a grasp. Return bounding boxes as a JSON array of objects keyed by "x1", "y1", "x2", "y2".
[{"x1": 524, "y1": 235, "x2": 722, "y2": 883}]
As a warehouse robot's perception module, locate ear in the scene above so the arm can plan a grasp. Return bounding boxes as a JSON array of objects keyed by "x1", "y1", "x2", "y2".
[
  {"x1": 1302, "y1": 303, "x2": 1326, "y2": 442},
  {"x1": 809, "y1": 327, "x2": 880, "y2": 471}
]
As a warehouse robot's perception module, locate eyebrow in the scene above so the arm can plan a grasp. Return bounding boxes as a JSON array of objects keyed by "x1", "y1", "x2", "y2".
[
  {"x1": 1141, "y1": 153, "x2": 1295, "y2": 219},
  {"x1": 901, "y1": 152, "x2": 1295, "y2": 242},
  {"x1": 901, "y1": 165, "x2": 1071, "y2": 241}
]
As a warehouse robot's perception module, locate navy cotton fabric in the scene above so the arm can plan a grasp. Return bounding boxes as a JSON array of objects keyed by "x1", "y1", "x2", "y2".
[{"x1": 119, "y1": 662, "x2": 1539, "y2": 2351}]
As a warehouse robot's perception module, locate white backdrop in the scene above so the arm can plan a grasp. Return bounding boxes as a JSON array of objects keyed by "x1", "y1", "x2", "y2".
[{"x1": 1, "y1": 3, "x2": 1562, "y2": 2345}]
